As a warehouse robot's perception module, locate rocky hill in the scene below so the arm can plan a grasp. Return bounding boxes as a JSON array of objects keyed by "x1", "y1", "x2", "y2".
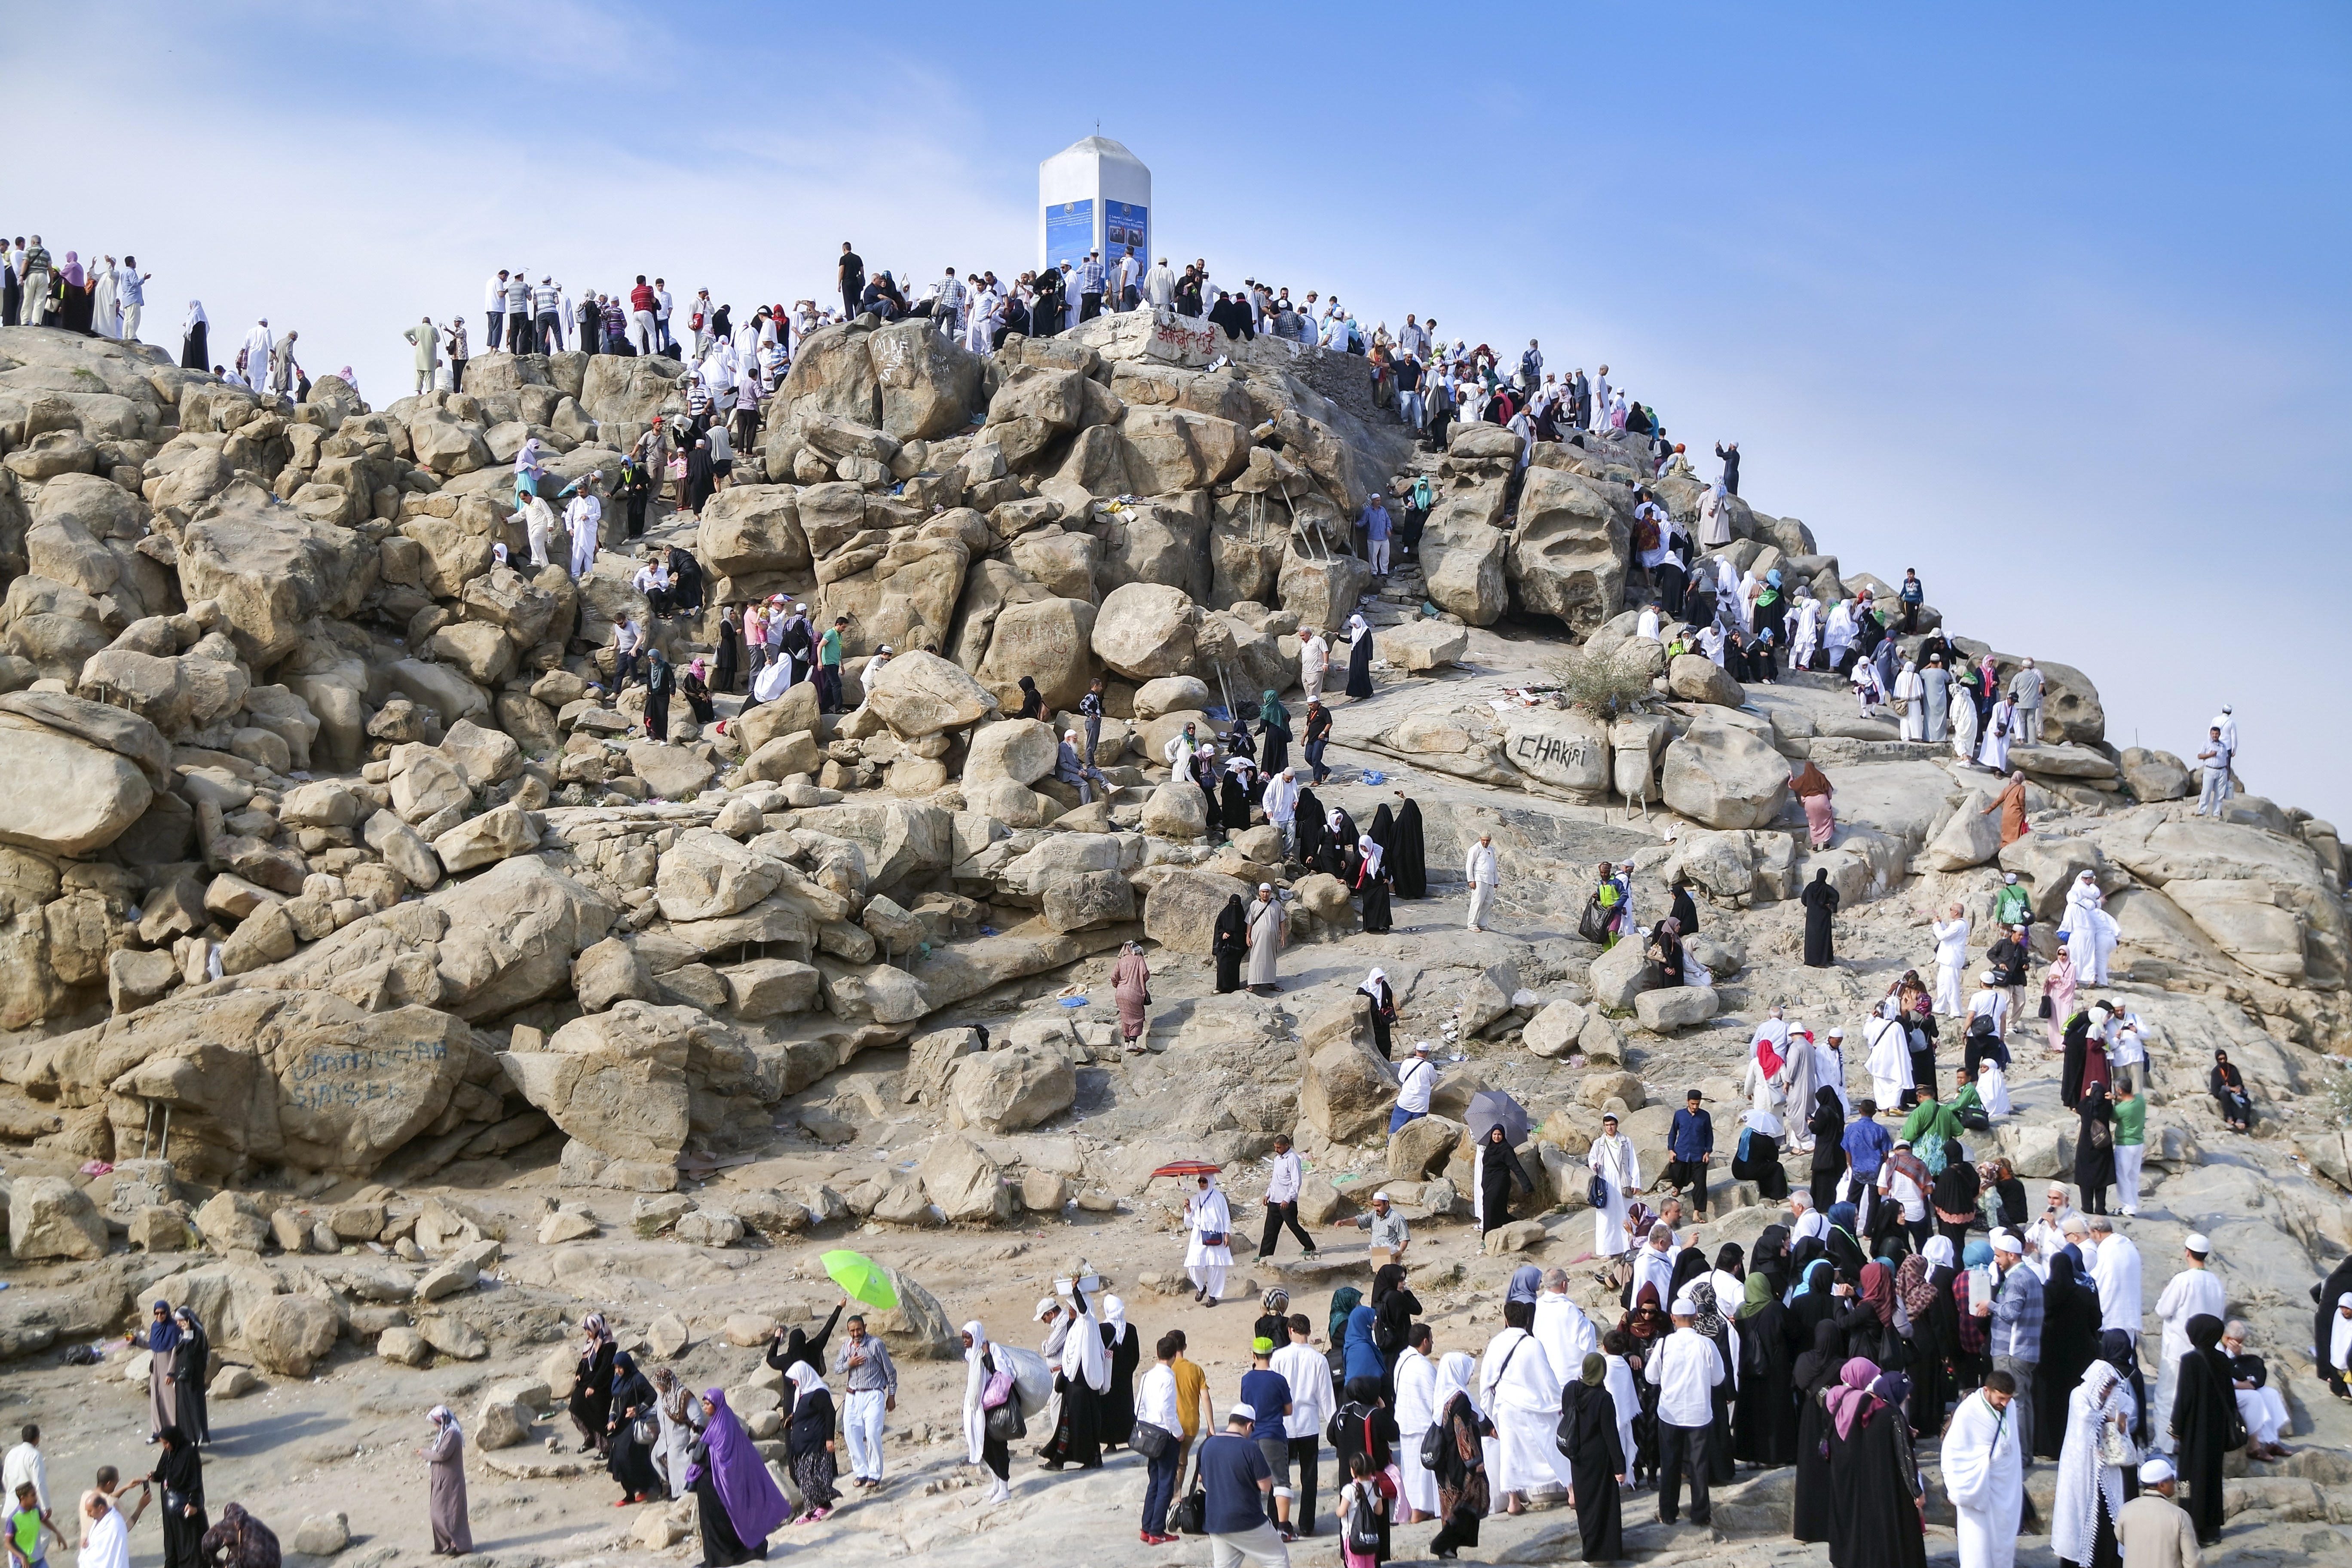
[{"x1": 0, "y1": 306, "x2": 2348, "y2": 1568}]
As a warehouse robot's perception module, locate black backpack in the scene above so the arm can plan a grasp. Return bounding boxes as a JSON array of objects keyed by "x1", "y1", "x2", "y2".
[{"x1": 1344, "y1": 1483, "x2": 1384, "y2": 1554}]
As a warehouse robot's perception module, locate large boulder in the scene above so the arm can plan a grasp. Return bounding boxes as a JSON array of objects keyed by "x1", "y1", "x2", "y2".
[
  {"x1": 1668, "y1": 655, "x2": 1746, "y2": 707},
  {"x1": 1500, "y1": 709, "x2": 1611, "y2": 799},
  {"x1": 177, "y1": 485, "x2": 372, "y2": 666},
  {"x1": 1277, "y1": 549, "x2": 1373, "y2": 633},
  {"x1": 1141, "y1": 780, "x2": 1210, "y2": 839},
  {"x1": 916, "y1": 1133, "x2": 1013, "y2": 1225},
  {"x1": 946, "y1": 1045, "x2": 1075, "y2": 1134},
  {"x1": 698, "y1": 486, "x2": 809, "y2": 578},
  {"x1": 965, "y1": 719, "x2": 1059, "y2": 786},
  {"x1": 1926, "y1": 791, "x2": 2003, "y2": 871},
  {"x1": 1301, "y1": 1035, "x2": 1397, "y2": 1144},
  {"x1": 863, "y1": 650, "x2": 995, "y2": 737},
  {"x1": 1091, "y1": 582, "x2": 1198, "y2": 681},
  {"x1": 871, "y1": 318, "x2": 987, "y2": 439},
  {"x1": 502, "y1": 1001, "x2": 697, "y2": 1166},
  {"x1": 973, "y1": 594, "x2": 1098, "y2": 714},
  {"x1": 242, "y1": 1293, "x2": 340, "y2": 1375},
  {"x1": 434, "y1": 804, "x2": 542, "y2": 873},
  {"x1": 9, "y1": 990, "x2": 476, "y2": 1180},
  {"x1": 1418, "y1": 520, "x2": 1508, "y2": 626},
  {"x1": 6, "y1": 1175, "x2": 108, "y2": 1260},
  {"x1": 1508, "y1": 466, "x2": 1628, "y2": 633},
  {"x1": 2119, "y1": 747, "x2": 2191, "y2": 802},
  {"x1": 1372, "y1": 619, "x2": 1467, "y2": 672},
  {"x1": 1141, "y1": 868, "x2": 1255, "y2": 954},
  {"x1": 0, "y1": 707, "x2": 155, "y2": 854},
  {"x1": 1634, "y1": 985, "x2": 1719, "y2": 1033},
  {"x1": 1660, "y1": 719, "x2": 1792, "y2": 830}
]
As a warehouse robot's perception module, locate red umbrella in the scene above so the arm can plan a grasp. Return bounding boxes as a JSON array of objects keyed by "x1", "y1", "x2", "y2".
[{"x1": 1151, "y1": 1160, "x2": 1224, "y2": 1179}]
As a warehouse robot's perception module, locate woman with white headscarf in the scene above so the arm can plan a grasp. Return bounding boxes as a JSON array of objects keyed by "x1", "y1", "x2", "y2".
[
  {"x1": 1823, "y1": 598, "x2": 1856, "y2": 671},
  {"x1": 180, "y1": 301, "x2": 209, "y2": 370},
  {"x1": 1357, "y1": 967, "x2": 1396, "y2": 1059},
  {"x1": 1950, "y1": 677, "x2": 1981, "y2": 765},
  {"x1": 1699, "y1": 481, "x2": 1731, "y2": 548},
  {"x1": 647, "y1": 1366, "x2": 701, "y2": 1503},
  {"x1": 1427, "y1": 1351, "x2": 1493, "y2": 1558},
  {"x1": 1789, "y1": 592, "x2": 1822, "y2": 670},
  {"x1": 1734, "y1": 568, "x2": 1761, "y2": 633},
  {"x1": 1357, "y1": 833, "x2": 1392, "y2": 934},
  {"x1": 1978, "y1": 695, "x2": 2016, "y2": 772},
  {"x1": 1044, "y1": 1283, "x2": 1111, "y2": 1470},
  {"x1": 1894, "y1": 659, "x2": 1926, "y2": 741},
  {"x1": 1185, "y1": 1174, "x2": 1233, "y2": 1305},
  {"x1": 2052, "y1": 1357, "x2": 2132, "y2": 1568},
  {"x1": 959, "y1": 1321, "x2": 1012, "y2": 1503},
  {"x1": 425, "y1": 1405, "x2": 471, "y2": 1554},
  {"x1": 1097, "y1": 1295, "x2": 1139, "y2": 1453}
]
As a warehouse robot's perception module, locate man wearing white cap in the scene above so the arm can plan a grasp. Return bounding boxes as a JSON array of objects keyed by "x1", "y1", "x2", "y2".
[
  {"x1": 2151, "y1": 1236, "x2": 2224, "y2": 1452},
  {"x1": 1387, "y1": 1041, "x2": 1436, "y2": 1136},
  {"x1": 1942, "y1": 1369, "x2": 2024, "y2": 1568},
  {"x1": 1644, "y1": 1295, "x2": 1723, "y2": 1526},
  {"x1": 2115, "y1": 1457, "x2": 2199, "y2": 1568},
  {"x1": 1978, "y1": 1230, "x2": 2044, "y2": 1462}
]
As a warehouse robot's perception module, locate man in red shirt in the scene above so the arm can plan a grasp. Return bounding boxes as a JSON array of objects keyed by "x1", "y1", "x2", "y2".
[{"x1": 628, "y1": 276, "x2": 658, "y2": 356}]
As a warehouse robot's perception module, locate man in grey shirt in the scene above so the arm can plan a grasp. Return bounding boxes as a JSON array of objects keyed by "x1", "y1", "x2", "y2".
[
  {"x1": 833, "y1": 1314, "x2": 899, "y2": 1489},
  {"x1": 2009, "y1": 658, "x2": 2046, "y2": 746},
  {"x1": 1353, "y1": 1191, "x2": 1411, "y2": 1260}
]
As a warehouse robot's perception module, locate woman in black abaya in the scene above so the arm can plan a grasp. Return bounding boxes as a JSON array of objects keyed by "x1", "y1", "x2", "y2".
[
  {"x1": 1732, "y1": 1274, "x2": 1798, "y2": 1466},
  {"x1": 1824, "y1": 1361, "x2": 1926, "y2": 1568},
  {"x1": 1344, "y1": 619, "x2": 1375, "y2": 699},
  {"x1": 1790, "y1": 1323, "x2": 1846, "y2": 1544},
  {"x1": 571, "y1": 1314, "x2": 619, "y2": 1453},
  {"x1": 1357, "y1": 836, "x2": 1393, "y2": 934},
  {"x1": 1389, "y1": 796, "x2": 1427, "y2": 898},
  {"x1": 607, "y1": 1353, "x2": 663, "y2": 1502},
  {"x1": 1295, "y1": 786, "x2": 1325, "y2": 865},
  {"x1": 2169, "y1": 1314, "x2": 2240, "y2": 1546},
  {"x1": 1802, "y1": 868, "x2": 1840, "y2": 967},
  {"x1": 1561, "y1": 1355, "x2": 1626, "y2": 1560},
  {"x1": 1212, "y1": 896, "x2": 1249, "y2": 994},
  {"x1": 149, "y1": 1426, "x2": 207, "y2": 1568},
  {"x1": 2037, "y1": 1252, "x2": 2103, "y2": 1458}
]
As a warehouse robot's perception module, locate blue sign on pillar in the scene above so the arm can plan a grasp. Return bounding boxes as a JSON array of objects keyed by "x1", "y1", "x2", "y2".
[
  {"x1": 1104, "y1": 200, "x2": 1148, "y2": 261},
  {"x1": 1044, "y1": 199, "x2": 1094, "y2": 269}
]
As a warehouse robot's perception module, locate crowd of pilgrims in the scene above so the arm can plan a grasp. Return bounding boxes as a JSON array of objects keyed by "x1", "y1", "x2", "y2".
[{"x1": 52, "y1": 1188, "x2": 2348, "y2": 1568}]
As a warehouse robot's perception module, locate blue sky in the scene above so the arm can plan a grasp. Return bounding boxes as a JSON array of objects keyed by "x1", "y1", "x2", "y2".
[{"x1": 9, "y1": 2, "x2": 2347, "y2": 821}]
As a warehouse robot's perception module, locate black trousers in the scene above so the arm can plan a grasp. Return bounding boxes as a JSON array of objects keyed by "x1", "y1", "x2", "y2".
[
  {"x1": 508, "y1": 311, "x2": 532, "y2": 353},
  {"x1": 1657, "y1": 1421, "x2": 1711, "y2": 1524},
  {"x1": 448, "y1": 356, "x2": 466, "y2": 392},
  {"x1": 1287, "y1": 1436, "x2": 1320, "y2": 1534},
  {"x1": 1666, "y1": 1159, "x2": 1709, "y2": 1215},
  {"x1": 1258, "y1": 1200, "x2": 1315, "y2": 1259},
  {"x1": 1080, "y1": 291, "x2": 1103, "y2": 321}
]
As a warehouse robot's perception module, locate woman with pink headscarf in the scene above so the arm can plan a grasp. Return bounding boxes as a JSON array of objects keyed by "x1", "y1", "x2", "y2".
[{"x1": 680, "y1": 657, "x2": 715, "y2": 725}]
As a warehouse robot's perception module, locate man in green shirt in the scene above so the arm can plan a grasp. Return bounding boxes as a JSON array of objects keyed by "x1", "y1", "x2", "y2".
[
  {"x1": 1901, "y1": 1083, "x2": 1961, "y2": 1173},
  {"x1": 8, "y1": 1479, "x2": 60, "y2": 1568},
  {"x1": 403, "y1": 316, "x2": 440, "y2": 395},
  {"x1": 1993, "y1": 873, "x2": 2033, "y2": 931},
  {"x1": 2113, "y1": 1088, "x2": 2147, "y2": 1216},
  {"x1": 818, "y1": 617, "x2": 846, "y2": 714}
]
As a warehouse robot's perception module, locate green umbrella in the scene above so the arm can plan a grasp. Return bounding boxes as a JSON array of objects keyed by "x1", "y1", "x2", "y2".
[{"x1": 820, "y1": 1249, "x2": 899, "y2": 1310}]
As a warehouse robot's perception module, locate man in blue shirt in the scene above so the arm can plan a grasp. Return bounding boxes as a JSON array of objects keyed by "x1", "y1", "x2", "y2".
[
  {"x1": 1199, "y1": 1406, "x2": 1286, "y2": 1565},
  {"x1": 1666, "y1": 1090, "x2": 1714, "y2": 1218},
  {"x1": 1363, "y1": 498, "x2": 1393, "y2": 579},
  {"x1": 1841, "y1": 1097, "x2": 1895, "y2": 1229}
]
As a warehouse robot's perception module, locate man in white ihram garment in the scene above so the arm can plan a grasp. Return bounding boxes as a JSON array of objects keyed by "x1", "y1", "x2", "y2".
[
  {"x1": 1391, "y1": 1326, "x2": 1442, "y2": 1522},
  {"x1": 1533, "y1": 1270, "x2": 1600, "y2": 1395},
  {"x1": 2150, "y1": 1234, "x2": 2225, "y2": 1453},
  {"x1": 1183, "y1": 1173, "x2": 1232, "y2": 1306},
  {"x1": 565, "y1": 478, "x2": 602, "y2": 579},
  {"x1": 1481, "y1": 1302, "x2": 1570, "y2": 1510},
  {"x1": 1930, "y1": 904, "x2": 1971, "y2": 1014},
  {"x1": 1587, "y1": 1112, "x2": 1639, "y2": 1259},
  {"x1": 1942, "y1": 1372, "x2": 2025, "y2": 1568},
  {"x1": 242, "y1": 319, "x2": 273, "y2": 389}
]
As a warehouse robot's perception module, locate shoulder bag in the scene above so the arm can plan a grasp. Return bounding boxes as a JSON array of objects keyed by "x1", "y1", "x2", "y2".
[
  {"x1": 1129, "y1": 1418, "x2": 1176, "y2": 1459},
  {"x1": 1169, "y1": 1457, "x2": 1209, "y2": 1535}
]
